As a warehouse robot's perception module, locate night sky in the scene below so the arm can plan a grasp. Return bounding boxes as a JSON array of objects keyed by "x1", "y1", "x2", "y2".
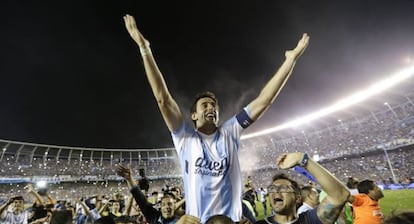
[{"x1": 1, "y1": 0, "x2": 414, "y2": 149}]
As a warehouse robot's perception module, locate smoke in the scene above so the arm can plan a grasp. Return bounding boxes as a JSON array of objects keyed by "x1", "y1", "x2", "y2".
[
  {"x1": 239, "y1": 149, "x2": 262, "y2": 172},
  {"x1": 208, "y1": 67, "x2": 260, "y2": 122}
]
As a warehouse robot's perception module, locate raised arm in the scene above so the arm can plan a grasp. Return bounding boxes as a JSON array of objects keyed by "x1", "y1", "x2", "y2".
[
  {"x1": 116, "y1": 164, "x2": 137, "y2": 188},
  {"x1": 123, "y1": 14, "x2": 183, "y2": 131},
  {"x1": 277, "y1": 152, "x2": 350, "y2": 224},
  {"x1": 247, "y1": 34, "x2": 309, "y2": 121},
  {"x1": 76, "y1": 199, "x2": 91, "y2": 217},
  {"x1": 25, "y1": 184, "x2": 45, "y2": 206},
  {"x1": 0, "y1": 197, "x2": 13, "y2": 217},
  {"x1": 116, "y1": 164, "x2": 160, "y2": 222},
  {"x1": 124, "y1": 196, "x2": 134, "y2": 216}
]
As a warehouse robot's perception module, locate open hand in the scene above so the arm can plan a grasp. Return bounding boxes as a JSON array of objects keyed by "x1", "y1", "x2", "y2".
[
  {"x1": 285, "y1": 33, "x2": 309, "y2": 60},
  {"x1": 123, "y1": 14, "x2": 150, "y2": 48}
]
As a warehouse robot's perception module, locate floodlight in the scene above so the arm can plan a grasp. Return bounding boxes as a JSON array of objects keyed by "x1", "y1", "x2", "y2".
[
  {"x1": 36, "y1": 180, "x2": 47, "y2": 189},
  {"x1": 241, "y1": 64, "x2": 414, "y2": 140}
]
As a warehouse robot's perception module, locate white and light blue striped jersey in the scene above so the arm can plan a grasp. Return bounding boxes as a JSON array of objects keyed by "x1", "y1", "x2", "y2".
[{"x1": 172, "y1": 110, "x2": 249, "y2": 223}]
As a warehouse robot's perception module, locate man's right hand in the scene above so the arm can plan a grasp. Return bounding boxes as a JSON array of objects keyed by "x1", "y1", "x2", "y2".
[
  {"x1": 116, "y1": 164, "x2": 132, "y2": 179},
  {"x1": 123, "y1": 14, "x2": 150, "y2": 48},
  {"x1": 285, "y1": 33, "x2": 309, "y2": 60}
]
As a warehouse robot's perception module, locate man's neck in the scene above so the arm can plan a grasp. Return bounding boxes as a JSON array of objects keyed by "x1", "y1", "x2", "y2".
[
  {"x1": 274, "y1": 212, "x2": 297, "y2": 224},
  {"x1": 197, "y1": 125, "x2": 217, "y2": 135},
  {"x1": 13, "y1": 209, "x2": 23, "y2": 214},
  {"x1": 303, "y1": 201, "x2": 315, "y2": 208}
]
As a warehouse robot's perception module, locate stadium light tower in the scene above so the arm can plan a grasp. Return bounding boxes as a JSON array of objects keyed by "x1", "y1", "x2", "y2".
[
  {"x1": 381, "y1": 145, "x2": 398, "y2": 184},
  {"x1": 383, "y1": 102, "x2": 398, "y2": 118},
  {"x1": 0, "y1": 147, "x2": 6, "y2": 162}
]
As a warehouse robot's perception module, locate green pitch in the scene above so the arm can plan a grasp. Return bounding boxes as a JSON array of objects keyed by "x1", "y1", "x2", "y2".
[
  {"x1": 254, "y1": 189, "x2": 414, "y2": 221},
  {"x1": 379, "y1": 189, "x2": 414, "y2": 216}
]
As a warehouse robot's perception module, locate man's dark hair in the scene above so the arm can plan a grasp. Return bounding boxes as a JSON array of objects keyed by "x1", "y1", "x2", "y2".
[
  {"x1": 357, "y1": 179, "x2": 375, "y2": 194},
  {"x1": 114, "y1": 215, "x2": 138, "y2": 224},
  {"x1": 50, "y1": 210, "x2": 73, "y2": 224},
  {"x1": 190, "y1": 91, "x2": 218, "y2": 114},
  {"x1": 11, "y1": 196, "x2": 24, "y2": 202},
  {"x1": 161, "y1": 192, "x2": 176, "y2": 201},
  {"x1": 95, "y1": 216, "x2": 116, "y2": 224},
  {"x1": 108, "y1": 199, "x2": 120, "y2": 206},
  {"x1": 206, "y1": 214, "x2": 234, "y2": 224},
  {"x1": 272, "y1": 173, "x2": 300, "y2": 195}
]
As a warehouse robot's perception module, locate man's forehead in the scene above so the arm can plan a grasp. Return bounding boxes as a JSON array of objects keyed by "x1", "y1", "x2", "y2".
[
  {"x1": 272, "y1": 179, "x2": 292, "y2": 185},
  {"x1": 161, "y1": 198, "x2": 175, "y2": 203},
  {"x1": 197, "y1": 97, "x2": 216, "y2": 104}
]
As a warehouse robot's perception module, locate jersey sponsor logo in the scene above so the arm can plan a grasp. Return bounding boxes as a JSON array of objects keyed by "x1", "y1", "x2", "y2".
[{"x1": 194, "y1": 157, "x2": 228, "y2": 177}]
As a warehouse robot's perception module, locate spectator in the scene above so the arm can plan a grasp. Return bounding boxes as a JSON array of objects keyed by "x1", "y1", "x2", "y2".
[
  {"x1": 297, "y1": 186, "x2": 319, "y2": 215},
  {"x1": 117, "y1": 164, "x2": 180, "y2": 223},
  {"x1": 0, "y1": 195, "x2": 31, "y2": 224},
  {"x1": 256, "y1": 152, "x2": 350, "y2": 224},
  {"x1": 257, "y1": 187, "x2": 268, "y2": 217},
  {"x1": 349, "y1": 179, "x2": 384, "y2": 224},
  {"x1": 50, "y1": 210, "x2": 73, "y2": 224}
]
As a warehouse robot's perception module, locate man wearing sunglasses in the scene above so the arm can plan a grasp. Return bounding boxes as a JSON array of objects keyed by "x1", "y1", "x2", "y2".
[{"x1": 257, "y1": 152, "x2": 350, "y2": 224}]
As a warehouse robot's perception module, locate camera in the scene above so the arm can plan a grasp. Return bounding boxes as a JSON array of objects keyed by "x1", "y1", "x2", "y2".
[
  {"x1": 139, "y1": 168, "x2": 146, "y2": 178},
  {"x1": 137, "y1": 166, "x2": 149, "y2": 192}
]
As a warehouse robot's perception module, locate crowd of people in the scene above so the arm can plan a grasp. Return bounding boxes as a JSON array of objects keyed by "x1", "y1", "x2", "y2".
[
  {"x1": 1, "y1": 98, "x2": 413, "y2": 223},
  {"x1": 1, "y1": 99, "x2": 413, "y2": 181},
  {"x1": 1, "y1": 152, "x2": 412, "y2": 224},
  {"x1": 1, "y1": 100, "x2": 413, "y2": 189},
  {"x1": 242, "y1": 99, "x2": 414, "y2": 167}
]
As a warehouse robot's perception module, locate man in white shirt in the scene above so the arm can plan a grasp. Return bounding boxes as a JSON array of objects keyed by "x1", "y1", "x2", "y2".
[
  {"x1": 123, "y1": 14, "x2": 309, "y2": 223},
  {"x1": 0, "y1": 196, "x2": 30, "y2": 224}
]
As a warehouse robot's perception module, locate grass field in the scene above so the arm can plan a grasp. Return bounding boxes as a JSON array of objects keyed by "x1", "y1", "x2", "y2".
[
  {"x1": 254, "y1": 189, "x2": 414, "y2": 220},
  {"x1": 379, "y1": 189, "x2": 414, "y2": 216}
]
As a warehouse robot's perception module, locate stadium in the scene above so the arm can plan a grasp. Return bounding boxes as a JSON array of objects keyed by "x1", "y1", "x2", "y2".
[{"x1": 1, "y1": 65, "x2": 414, "y2": 218}]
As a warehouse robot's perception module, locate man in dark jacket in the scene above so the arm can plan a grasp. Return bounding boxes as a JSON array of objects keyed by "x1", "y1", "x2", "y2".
[
  {"x1": 117, "y1": 165, "x2": 180, "y2": 224},
  {"x1": 256, "y1": 152, "x2": 350, "y2": 224}
]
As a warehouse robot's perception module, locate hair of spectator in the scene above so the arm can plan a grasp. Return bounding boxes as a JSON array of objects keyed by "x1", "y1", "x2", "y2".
[
  {"x1": 272, "y1": 173, "x2": 301, "y2": 194},
  {"x1": 50, "y1": 210, "x2": 73, "y2": 224},
  {"x1": 357, "y1": 179, "x2": 375, "y2": 194},
  {"x1": 205, "y1": 214, "x2": 235, "y2": 224}
]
